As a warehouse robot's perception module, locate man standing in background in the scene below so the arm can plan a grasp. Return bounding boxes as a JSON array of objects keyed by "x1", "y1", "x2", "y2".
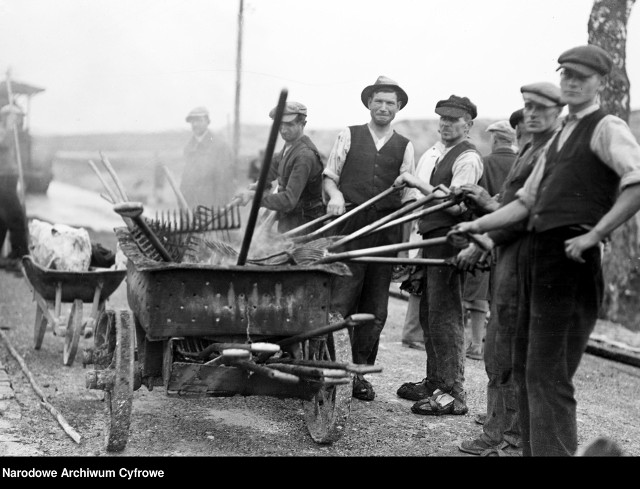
[
  {"x1": 180, "y1": 106, "x2": 235, "y2": 207},
  {"x1": 0, "y1": 104, "x2": 29, "y2": 273}
]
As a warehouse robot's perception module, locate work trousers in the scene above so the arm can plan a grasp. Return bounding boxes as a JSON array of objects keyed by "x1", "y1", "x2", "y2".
[
  {"x1": 514, "y1": 228, "x2": 602, "y2": 456},
  {"x1": 0, "y1": 175, "x2": 29, "y2": 257},
  {"x1": 419, "y1": 228, "x2": 466, "y2": 398},
  {"x1": 329, "y1": 207, "x2": 400, "y2": 366},
  {"x1": 481, "y1": 239, "x2": 522, "y2": 447}
]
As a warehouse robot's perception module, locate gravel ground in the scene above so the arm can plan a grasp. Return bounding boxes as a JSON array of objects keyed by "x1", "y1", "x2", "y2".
[{"x1": 1, "y1": 229, "x2": 639, "y2": 464}]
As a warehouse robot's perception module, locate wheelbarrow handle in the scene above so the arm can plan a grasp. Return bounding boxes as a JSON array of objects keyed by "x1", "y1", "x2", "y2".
[{"x1": 275, "y1": 313, "x2": 374, "y2": 349}]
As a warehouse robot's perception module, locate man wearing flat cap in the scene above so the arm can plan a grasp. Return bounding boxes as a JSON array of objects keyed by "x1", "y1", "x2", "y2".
[
  {"x1": 394, "y1": 94, "x2": 483, "y2": 417},
  {"x1": 461, "y1": 119, "x2": 518, "y2": 364},
  {"x1": 323, "y1": 75, "x2": 415, "y2": 401},
  {"x1": 180, "y1": 106, "x2": 235, "y2": 207},
  {"x1": 453, "y1": 81, "x2": 564, "y2": 456},
  {"x1": 450, "y1": 44, "x2": 640, "y2": 456},
  {"x1": 234, "y1": 101, "x2": 325, "y2": 234}
]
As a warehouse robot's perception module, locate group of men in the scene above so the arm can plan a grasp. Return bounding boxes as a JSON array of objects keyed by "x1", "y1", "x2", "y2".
[
  {"x1": 225, "y1": 43, "x2": 640, "y2": 458},
  {"x1": 4, "y1": 41, "x2": 637, "y2": 457}
]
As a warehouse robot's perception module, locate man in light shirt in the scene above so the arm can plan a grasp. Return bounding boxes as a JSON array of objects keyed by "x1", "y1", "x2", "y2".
[
  {"x1": 394, "y1": 95, "x2": 483, "y2": 416},
  {"x1": 323, "y1": 76, "x2": 415, "y2": 401},
  {"x1": 450, "y1": 45, "x2": 640, "y2": 456}
]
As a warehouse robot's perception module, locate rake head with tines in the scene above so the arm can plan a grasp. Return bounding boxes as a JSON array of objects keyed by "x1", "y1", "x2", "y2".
[{"x1": 194, "y1": 204, "x2": 242, "y2": 232}]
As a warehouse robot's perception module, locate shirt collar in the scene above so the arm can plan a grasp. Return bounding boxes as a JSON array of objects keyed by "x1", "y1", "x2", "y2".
[{"x1": 566, "y1": 103, "x2": 600, "y2": 122}]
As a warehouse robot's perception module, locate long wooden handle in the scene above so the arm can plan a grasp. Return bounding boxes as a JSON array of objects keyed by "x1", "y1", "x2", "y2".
[
  {"x1": 161, "y1": 164, "x2": 189, "y2": 210},
  {"x1": 315, "y1": 237, "x2": 449, "y2": 264},
  {"x1": 99, "y1": 152, "x2": 129, "y2": 201},
  {"x1": 88, "y1": 160, "x2": 120, "y2": 204},
  {"x1": 303, "y1": 185, "x2": 404, "y2": 240},
  {"x1": 281, "y1": 213, "x2": 335, "y2": 237},
  {"x1": 237, "y1": 89, "x2": 288, "y2": 266},
  {"x1": 364, "y1": 199, "x2": 457, "y2": 236}
]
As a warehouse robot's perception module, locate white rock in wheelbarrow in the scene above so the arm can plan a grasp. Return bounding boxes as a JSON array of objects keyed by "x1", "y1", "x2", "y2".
[{"x1": 28, "y1": 219, "x2": 92, "y2": 271}]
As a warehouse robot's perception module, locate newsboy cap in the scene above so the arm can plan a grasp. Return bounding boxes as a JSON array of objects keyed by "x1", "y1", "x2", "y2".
[
  {"x1": 435, "y1": 95, "x2": 477, "y2": 120},
  {"x1": 486, "y1": 120, "x2": 515, "y2": 138},
  {"x1": 556, "y1": 44, "x2": 613, "y2": 77},
  {"x1": 509, "y1": 108, "x2": 524, "y2": 129},
  {"x1": 361, "y1": 75, "x2": 408, "y2": 110},
  {"x1": 520, "y1": 82, "x2": 564, "y2": 107},
  {"x1": 269, "y1": 101, "x2": 307, "y2": 122},
  {"x1": 185, "y1": 106, "x2": 210, "y2": 122}
]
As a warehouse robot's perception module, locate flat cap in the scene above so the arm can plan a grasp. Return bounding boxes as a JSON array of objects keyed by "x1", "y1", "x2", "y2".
[
  {"x1": 509, "y1": 108, "x2": 524, "y2": 129},
  {"x1": 269, "y1": 101, "x2": 307, "y2": 122},
  {"x1": 520, "y1": 82, "x2": 565, "y2": 107},
  {"x1": 557, "y1": 44, "x2": 613, "y2": 77},
  {"x1": 361, "y1": 75, "x2": 408, "y2": 110},
  {"x1": 486, "y1": 120, "x2": 515, "y2": 138},
  {"x1": 435, "y1": 95, "x2": 477, "y2": 120},
  {"x1": 185, "y1": 106, "x2": 210, "y2": 122}
]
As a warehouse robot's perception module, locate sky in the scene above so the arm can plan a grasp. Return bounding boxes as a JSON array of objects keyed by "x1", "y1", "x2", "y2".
[{"x1": 1, "y1": 0, "x2": 639, "y2": 136}]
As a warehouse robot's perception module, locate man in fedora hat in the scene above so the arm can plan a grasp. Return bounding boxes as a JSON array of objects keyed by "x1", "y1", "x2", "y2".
[
  {"x1": 323, "y1": 75, "x2": 415, "y2": 401},
  {"x1": 454, "y1": 81, "x2": 565, "y2": 456},
  {"x1": 180, "y1": 106, "x2": 235, "y2": 207},
  {"x1": 393, "y1": 94, "x2": 483, "y2": 416},
  {"x1": 234, "y1": 101, "x2": 325, "y2": 233},
  {"x1": 463, "y1": 119, "x2": 518, "y2": 362},
  {"x1": 449, "y1": 45, "x2": 640, "y2": 456}
]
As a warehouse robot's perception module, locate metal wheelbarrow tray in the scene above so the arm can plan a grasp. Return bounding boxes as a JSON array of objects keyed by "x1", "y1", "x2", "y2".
[
  {"x1": 21, "y1": 254, "x2": 126, "y2": 366},
  {"x1": 84, "y1": 227, "x2": 367, "y2": 452}
]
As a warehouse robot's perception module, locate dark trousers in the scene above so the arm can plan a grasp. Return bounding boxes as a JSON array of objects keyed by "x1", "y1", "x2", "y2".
[
  {"x1": 0, "y1": 175, "x2": 29, "y2": 257},
  {"x1": 330, "y1": 261, "x2": 393, "y2": 365},
  {"x1": 482, "y1": 239, "x2": 522, "y2": 447},
  {"x1": 419, "y1": 228, "x2": 466, "y2": 398},
  {"x1": 514, "y1": 229, "x2": 602, "y2": 456}
]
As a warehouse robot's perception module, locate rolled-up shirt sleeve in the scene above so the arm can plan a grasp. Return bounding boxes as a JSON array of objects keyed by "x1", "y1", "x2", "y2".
[
  {"x1": 323, "y1": 128, "x2": 350, "y2": 183},
  {"x1": 592, "y1": 115, "x2": 640, "y2": 190},
  {"x1": 450, "y1": 150, "x2": 484, "y2": 187}
]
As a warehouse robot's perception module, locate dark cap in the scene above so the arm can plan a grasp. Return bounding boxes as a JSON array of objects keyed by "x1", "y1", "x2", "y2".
[
  {"x1": 435, "y1": 95, "x2": 477, "y2": 120},
  {"x1": 186, "y1": 106, "x2": 210, "y2": 122},
  {"x1": 361, "y1": 75, "x2": 408, "y2": 110},
  {"x1": 520, "y1": 82, "x2": 565, "y2": 107},
  {"x1": 269, "y1": 101, "x2": 307, "y2": 122},
  {"x1": 509, "y1": 108, "x2": 524, "y2": 129},
  {"x1": 556, "y1": 44, "x2": 613, "y2": 77}
]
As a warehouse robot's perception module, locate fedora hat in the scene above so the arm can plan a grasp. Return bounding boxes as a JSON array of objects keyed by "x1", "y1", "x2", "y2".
[{"x1": 360, "y1": 75, "x2": 408, "y2": 110}]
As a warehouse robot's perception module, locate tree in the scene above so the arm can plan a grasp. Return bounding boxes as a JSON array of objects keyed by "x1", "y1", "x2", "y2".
[{"x1": 587, "y1": 0, "x2": 639, "y2": 326}]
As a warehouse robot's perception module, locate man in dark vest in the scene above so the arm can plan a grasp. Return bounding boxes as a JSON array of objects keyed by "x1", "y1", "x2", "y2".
[
  {"x1": 234, "y1": 101, "x2": 325, "y2": 234},
  {"x1": 394, "y1": 95, "x2": 483, "y2": 416},
  {"x1": 453, "y1": 82, "x2": 565, "y2": 456},
  {"x1": 323, "y1": 76, "x2": 415, "y2": 401},
  {"x1": 449, "y1": 45, "x2": 640, "y2": 456}
]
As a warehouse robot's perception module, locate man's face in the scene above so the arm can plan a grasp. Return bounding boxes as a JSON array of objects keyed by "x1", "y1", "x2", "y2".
[
  {"x1": 438, "y1": 115, "x2": 470, "y2": 145},
  {"x1": 523, "y1": 101, "x2": 561, "y2": 133},
  {"x1": 190, "y1": 116, "x2": 209, "y2": 136},
  {"x1": 559, "y1": 68, "x2": 603, "y2": 109},
  {"x1": 279, "y1": 118, "x2": 305, "y2": 143},
  {"x1": 368, "y1": 91, "x2": 400, "y2": 126}
]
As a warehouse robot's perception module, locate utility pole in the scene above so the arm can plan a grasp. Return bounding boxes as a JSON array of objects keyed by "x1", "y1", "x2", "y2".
[{"x1": 233, "y1": 0, "x2": 244, "y2": 188}]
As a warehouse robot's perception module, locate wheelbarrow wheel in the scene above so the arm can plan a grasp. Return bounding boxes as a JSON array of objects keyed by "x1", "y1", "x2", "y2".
[
  {"x1": 104, "y1": 309, "x2": 135, "y2": 452},
  {"x1": 33, "y1": 304, "x2": 48, "y2": 350},
  {"x1": 63, "y1": 299, "x2": 83, "y2": 366},
  {"x1": 302, "y1": 314, "x2": 352, "y2": 444}
]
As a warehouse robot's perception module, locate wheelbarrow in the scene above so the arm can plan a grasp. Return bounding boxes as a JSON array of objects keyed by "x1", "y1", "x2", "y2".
[{"x1": 21, "y1": 255, "x2": 126, "y2": 366}]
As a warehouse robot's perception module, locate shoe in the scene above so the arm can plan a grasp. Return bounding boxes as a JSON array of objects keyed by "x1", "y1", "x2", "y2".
[
  {"x1": 353, "y1": 374, "x2": 375, "y2": 401},
  {"x1": 396, "y1": 378, "x2": 436, "y2": 401},
  {"x1": 401, "y1": 341, "x2": 425, "y2": 350},
  {"x1": 466, "y1": 343, "x2": 483, "y2": 361},
  {"x1": 474, "y1": 413, "x2": 487, "y2": 425},
  {"x1": 459, "y1": 438, "x2": 507, "y2": 456},
  {"x1": 411, "y1": 390, "x2": 468, "y2": 416}
]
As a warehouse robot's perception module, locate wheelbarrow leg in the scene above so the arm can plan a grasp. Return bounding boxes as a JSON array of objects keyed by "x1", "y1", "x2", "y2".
[
  {"x1": 63, "y1": 299, "x2": 83, "y2": 366},
  {"x1": 302, "y1": 311, "x2": 353, "y2": 444},
  {"x1": 53, "y1": 282, "x2": 63, "y2": 336},
  {"x1": 33, "y1": 301, "x2": 48, "y2": 350},
  {"x1": 84, "y1": 281, "x2": 104, "y2": 339}
]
